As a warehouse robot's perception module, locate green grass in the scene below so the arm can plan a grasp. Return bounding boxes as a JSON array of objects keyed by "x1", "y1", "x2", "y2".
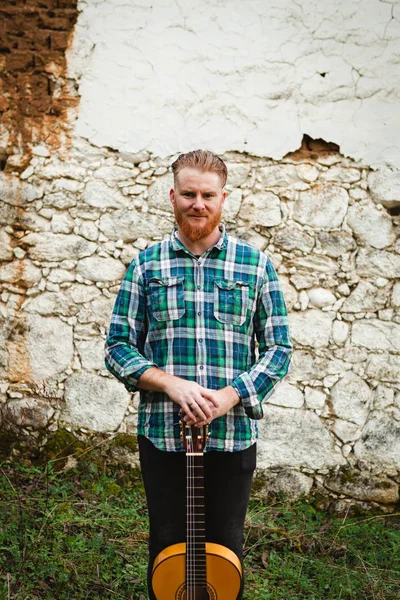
[{"x1": 1, "y1": 455, "x2": 399, "y2": 600}]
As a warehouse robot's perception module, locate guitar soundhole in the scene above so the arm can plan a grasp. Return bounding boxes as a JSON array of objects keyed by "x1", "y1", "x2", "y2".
[{"x1": 177, "y1": 583, "x2": 216, "y2": 600}]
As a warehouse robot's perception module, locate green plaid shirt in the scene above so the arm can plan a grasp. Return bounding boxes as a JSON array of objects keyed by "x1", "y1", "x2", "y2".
[{"x1": 105, "y1": 226, "x2": 293, "y2": 452}]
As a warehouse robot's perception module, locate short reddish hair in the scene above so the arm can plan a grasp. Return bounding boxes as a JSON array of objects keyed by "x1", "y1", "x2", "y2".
[{"x1": 171, "y1": 149, "x2": 228, "y2": 187}]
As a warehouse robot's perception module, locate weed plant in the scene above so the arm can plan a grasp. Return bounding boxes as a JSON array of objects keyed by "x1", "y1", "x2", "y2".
[{"x1": 1, "y1": 455, "x2": 399, "y2": 599}]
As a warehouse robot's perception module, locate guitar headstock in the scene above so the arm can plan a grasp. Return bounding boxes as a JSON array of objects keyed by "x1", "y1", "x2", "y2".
[{"x1": 181, "y1": 422, "x2": 208, "y2": 453}]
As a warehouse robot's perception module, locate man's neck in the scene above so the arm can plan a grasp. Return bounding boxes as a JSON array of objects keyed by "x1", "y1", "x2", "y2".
[{"x1": 176, "y1": 225, "x2": 222, "y2": 256}]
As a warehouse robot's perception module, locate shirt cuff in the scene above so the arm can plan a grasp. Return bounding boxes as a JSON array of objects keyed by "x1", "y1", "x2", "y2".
[
  {"x1": 114, "y1": 361, "x2": 156, "y2": 392},
  {"x1": 230, "y1": 373, "x2": 264, "y2": 420}
]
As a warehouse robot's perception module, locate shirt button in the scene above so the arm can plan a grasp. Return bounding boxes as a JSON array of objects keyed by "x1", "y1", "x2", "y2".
[
  {"x1": 197, "y1": 285, "x2": 201, "y2": 290},
  {"x1": 199, "y1": 365, "x2": 204, "y2": 370},
  {"x1": 197, "y1": 311, "x2": 201, "y2": 316},
  {"x1": 198, "y1": 338, "x2": 203, "y2": 343}
]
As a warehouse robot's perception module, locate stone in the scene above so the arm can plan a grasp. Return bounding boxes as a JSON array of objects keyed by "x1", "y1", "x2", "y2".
[
  {"x1": 354, "y1": 413, "x2": 400, "y2": 470},
  {"x1": 259, "y1": 164, "x2": 299, "y2": 187},
  {"x1": 295, "y1": 164, "x2": 319, "y2": 183},
  {"x1": 299, "y1": 290, "x2": 309, "y2": 311},
  {"x1": 257, "y1": 405, "x2": 345, "y2": 470},
  {"x1": 368, "y1": 168, "x2": 400, "y2": 208},
  {"x1": 83, "y1": 180, "x2": 127, "y2": 209},
  {"x1": 347, "y1": 202, "x2": 395, "y2": 249},
  {"x1": 330, "y1": 372, "x2": 372, "y2": 426},
  {"x1": 76, "y1": 296, "x2": 116, "y2": 328},
  {"x1": 334, "y1": 347, "x2": 368, "y2": 364},
  {"x1": 279, "y1": 277, "x2": 298, "y2": 311},
  {"x1": 304, "y1": 387, "x2": 326, "y2": 409},
  {"x1": 319, "y1": 166, "x2": 361, "y2": 184},
  {"x1": 42, "y1": 191, "x2": 77, "y2": 209},
  {"x1": 289, "y1": 309, "x2": 334, "y2": 347},
  {"x1": 8, "y1": 315, "x2": 73, "y2": 382},
  {"x1": 341, "y1": 281, "x2": 388, "y2": 313},
  {"x1": 51, "y1": 212, "x2": 75, "y2": 234},
  {"x1": 392, "y1": 282, "x2": 400, "y2": 308},
  {"x1": 317, "y1": 231, "x2": 356, "y2": 258},
  {"x1": 40, "y1": 163, "x2": 86, "y2": 181},
  {"x1": 23, "y1": 292, "x2": 77, "y2": 317},
  {"x1": 99, "y1": 210, "x2": 169, "y2": 241},
  {"x1": 356, "y1": 248, "x2": 400, "y2": 279},
  {"x1": 223, "y1": 188, "x2": 242, "y2": 221},
  {"x1": 77, "y1": 256, "x2": 126, "y2": 283},
  {"x1": 68, "y1": 284, "x2": 102, "y2": 304},
  {"x1": 93, "y1": 165, "x2": 138, "y2": 182},
  {"x1": 274, "y1": 225, "x2": 314, "y2": 253},
  {"x1": 253, "y1": 469, "x2": 313, "y2": 500},
  {"x1": 241, "y1": 192, "x2": 281, "y2": 227},
  {"x1": 0, "y1": 259, "x2": 42, "y2": 287},
  {"x1": 290, "y1": 272, "x2": 315, "y2": 290},
  {"x1": 79, "y1": 221, "x2": 99, "y2": 241},
  {"x1": 352, "y1": 319, "x2": 400, "y2": 353},
  {"x1": 366, "y1": 353, "x2": 400, "y2": 383},
  {"x1": 62, "y1": 373, "x2": 131, "y2": 432},
  {"x1": 287, "y1": 350, "x2": 329, "y2": 383},
  {"x1": 0, "y1": 174, "x2": 42, "y2": 205},
  {"x1": 32, "y1": 145, "x2": 50, "y2": 157},
  {"x1": 2, "y1": 398, "x2": 54, "y2": 429},
  {"x1": 331, "y1": 419, "x2": 362, "y2": 443},
  {"x1": 332, "y1": 320, "x2": 350, "y2": 345},
  {"x1": 268, "y1": 381, "x2": 304, "y2": 408},
  {"x1": 226, "y1": 163, "x2": 250, "y2": 187},
  {"x1": 76, "y1": 339, "x2": 106, "y2": 371},
  {"x1": 22, "y1": 233, "x2": 96, "y2": 262},
  {"x1": 307, "y1": 288, "x2": 336, "y2": 308},
  {"x1": 288, "y1": 255, "x2": 338, "y2": 275},
  {"x1": 325, "y1": 471, "x2": 399, "y2": 504},
  {"x1": 48, "y1": 269, "x2": 76, "y2": 284},
  {"x1": 0, "y1": 230, "x2": 13, "y2": 261},
  {"x1": 147, "y1": 172, "x2": 173, "y2": 212},
  {"x1": 374, "y1": 385, "x2": 394, "y2": 410},
  {"x1": 293, "y1": 184, "x2": 348, "y2": 229}
]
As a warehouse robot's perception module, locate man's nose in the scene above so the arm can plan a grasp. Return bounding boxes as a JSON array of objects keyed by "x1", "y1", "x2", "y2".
[{"x1": 192, "y1": 193, "x2": 205, "y2": 209}]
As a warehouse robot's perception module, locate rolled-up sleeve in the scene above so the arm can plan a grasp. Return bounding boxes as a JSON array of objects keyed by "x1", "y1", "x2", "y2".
[
  {"x1": 230, "y1": 257, "x2": 293, "y2": 419},
  {"x1": 104, "y1": 259, "x2": 156, "y2": 391}
]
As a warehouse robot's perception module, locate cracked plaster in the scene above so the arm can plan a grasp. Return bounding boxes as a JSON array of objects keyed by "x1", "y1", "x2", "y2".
[{"x1": 68, "y1": 0, "x2": 400, "y2": 168}]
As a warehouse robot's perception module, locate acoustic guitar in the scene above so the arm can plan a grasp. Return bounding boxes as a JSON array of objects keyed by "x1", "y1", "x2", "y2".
[{"x1": 152, "y1": 423, "x2": 243, "y2": 599}]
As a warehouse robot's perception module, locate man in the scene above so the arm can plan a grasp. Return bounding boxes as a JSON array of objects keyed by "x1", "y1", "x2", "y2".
[{"x1": 105, "y1": 149, "x2": 293, "y2": 599}]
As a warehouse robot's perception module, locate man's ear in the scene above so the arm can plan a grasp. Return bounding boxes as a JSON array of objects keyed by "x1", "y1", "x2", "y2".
[
  {"x1": 170, "y1": 188, "x2": 175, "y2": 207},
  {"x1": 221, "y1": 190, "x2": 227, "y2": 205}
]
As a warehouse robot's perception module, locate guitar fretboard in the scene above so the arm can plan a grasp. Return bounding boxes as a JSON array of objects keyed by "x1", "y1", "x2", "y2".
[{"x1": 186, "y1": 451, "x2": 206, "y2": 588}]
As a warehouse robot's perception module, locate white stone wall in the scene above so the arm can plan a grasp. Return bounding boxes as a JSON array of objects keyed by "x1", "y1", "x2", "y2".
[
  {"x1": 1, "y1": 137, "x2": 399, "y2": 505},
  {"x1": 1, "y1": 0, "x2": 400, "y2": 507}
]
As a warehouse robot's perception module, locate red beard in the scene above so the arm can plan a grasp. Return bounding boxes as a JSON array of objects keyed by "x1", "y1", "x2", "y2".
[{"x1": 174, "y1": 206, "x2": 222, "y2": 242}]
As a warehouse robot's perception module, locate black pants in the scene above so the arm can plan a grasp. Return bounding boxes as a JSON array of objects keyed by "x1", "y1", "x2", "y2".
[{"x1": 138, "y1": 435, "x2": 256, "y2": 600}]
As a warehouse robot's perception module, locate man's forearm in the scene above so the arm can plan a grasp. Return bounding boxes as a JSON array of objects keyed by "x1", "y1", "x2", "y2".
[{"x1": 137, "y1": 367, "x2": 179, "y2": 394}]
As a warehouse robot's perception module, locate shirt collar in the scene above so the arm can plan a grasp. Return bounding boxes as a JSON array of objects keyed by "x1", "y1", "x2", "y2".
[{"x1": 170, "y1": 224, "x2": 228, "y2": 253}]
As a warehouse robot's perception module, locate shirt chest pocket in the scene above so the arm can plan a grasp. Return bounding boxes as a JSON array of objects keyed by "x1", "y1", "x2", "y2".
[
  {"x1": 148, "y1": 277, "x2": 185, "y2": 321},
  {"x1": 214, "y1": 279, "x2": 250, "y2": 326}
]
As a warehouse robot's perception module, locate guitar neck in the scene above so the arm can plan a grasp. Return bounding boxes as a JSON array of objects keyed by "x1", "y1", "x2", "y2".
[{"x1": 186, "y1": 447, "x2": 206, "y2": 587}]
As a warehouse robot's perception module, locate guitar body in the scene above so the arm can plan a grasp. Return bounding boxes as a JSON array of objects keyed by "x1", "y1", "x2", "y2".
[{"x1": 152, "y1": 542, "x2": 242, "y2": 600}]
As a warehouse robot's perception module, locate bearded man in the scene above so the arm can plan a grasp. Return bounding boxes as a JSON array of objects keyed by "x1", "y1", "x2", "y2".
[{"x1": 105, "y1": 149, "x2": 293, "y2": 599}]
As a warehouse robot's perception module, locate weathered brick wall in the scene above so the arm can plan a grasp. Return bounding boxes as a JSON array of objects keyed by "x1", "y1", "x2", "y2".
[{"x1": 0, "y1": 0, "x2": 78, "y2": 166}]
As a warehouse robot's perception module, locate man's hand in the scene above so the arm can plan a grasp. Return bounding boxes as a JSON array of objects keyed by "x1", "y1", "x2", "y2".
[
  {"x1": 137, "y1": 367, "x2": 219, "y2": 424},
  {"x1": 184, "y1": 386, "x2": 240, "y2": 427},
  {"x1": 164, "y1": 378, "x2": 219, "y2": 424}
]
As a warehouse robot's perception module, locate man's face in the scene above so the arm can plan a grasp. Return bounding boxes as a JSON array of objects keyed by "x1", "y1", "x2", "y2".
[{"x1": 170, "y1": 168, "x2": 226, "y2": 242}]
